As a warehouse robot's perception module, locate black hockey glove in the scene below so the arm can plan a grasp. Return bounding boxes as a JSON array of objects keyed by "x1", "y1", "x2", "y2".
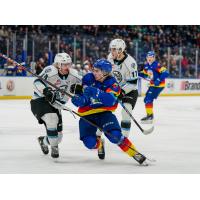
[
  {"x1": 43, "y1": 87, "x2": 56, "y2": 104},
  {"x1": 118, "y1": 89, "x2": 126, "y2": 101},
  {"x1": 70, "y1": 84, "x2": 83, "y2": 95}
]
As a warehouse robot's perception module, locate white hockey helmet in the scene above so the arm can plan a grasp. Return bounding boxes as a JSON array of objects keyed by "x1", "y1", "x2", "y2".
[
  {"x1": 109, "y1": 39, "x2": 126, "y2": 53},
  {"x1": 54, "y1": 53, "x2": 72, "y2": 64}
]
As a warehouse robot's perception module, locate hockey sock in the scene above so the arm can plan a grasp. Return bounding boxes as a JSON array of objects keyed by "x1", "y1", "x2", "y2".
[
  {"x1": 145, "y1": 103, "x2": 153, "y2": 115},
  {"x1": 95, "y1": 136, "x2": 103, "y2": 149},
  {"x1": 118, "y1": 137, "x2": 137, "y2": 157}
]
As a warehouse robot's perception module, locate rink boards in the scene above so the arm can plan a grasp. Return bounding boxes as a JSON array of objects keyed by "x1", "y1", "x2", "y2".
[{"x1": 0, "y1": 77, "x2": 200, "y2": 99}]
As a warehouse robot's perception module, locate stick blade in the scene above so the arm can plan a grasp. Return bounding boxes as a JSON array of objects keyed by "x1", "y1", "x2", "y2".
[{"x1": 143, "y1": 126, "x2": 154, "y2": 135}]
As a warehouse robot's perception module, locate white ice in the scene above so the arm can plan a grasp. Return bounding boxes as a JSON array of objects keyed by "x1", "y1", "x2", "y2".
[{"x1": 0, "y1": 96, "x2": 200, "y2": 174}]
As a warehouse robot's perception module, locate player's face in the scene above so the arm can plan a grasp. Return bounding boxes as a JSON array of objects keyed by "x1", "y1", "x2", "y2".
[
  {"x1": 146, "y1": 56, "x2": 155, "y2": 64},
  {"x1": 92, "y1": 67, "x2": 104, "y2": 82},
  {"x1": 110, "y1": 48, "x2": 119, "y2": 59},
  {"x1": 59, "y1": 63, "x2": 71, "y2": 75}
]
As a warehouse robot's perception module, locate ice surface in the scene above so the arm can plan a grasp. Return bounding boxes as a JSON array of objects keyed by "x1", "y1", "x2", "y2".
[{"x1": 0, "y1": 96, "x2": 200, "y2": 174}]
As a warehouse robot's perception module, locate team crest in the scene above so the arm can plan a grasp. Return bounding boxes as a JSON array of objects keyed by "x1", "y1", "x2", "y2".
[{"x1": 112, "y1": 71, "x2": 123, "y2": 83}]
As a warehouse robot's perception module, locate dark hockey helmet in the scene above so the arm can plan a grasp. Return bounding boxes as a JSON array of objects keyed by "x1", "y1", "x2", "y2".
[{"x1": 147, "y1": 51, "x2": 155, "y2": 57}]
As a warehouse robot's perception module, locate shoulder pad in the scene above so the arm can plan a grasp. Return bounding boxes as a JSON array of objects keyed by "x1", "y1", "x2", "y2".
[
  {"x1": 82, "y1": 73, "x2": 95, "y2": 86},
  {"x1": 69, "y1": 68, "x2": 81, "y2": 79},
  {"x1": 104, "y1": 76, "x2": 117, "y2": 86},
  {"x1": 41, "y1": 65, "x2": 58, "y2": 78},
  {"x1": 125, "y1": 54, "x2": 137, "y2": 68}
]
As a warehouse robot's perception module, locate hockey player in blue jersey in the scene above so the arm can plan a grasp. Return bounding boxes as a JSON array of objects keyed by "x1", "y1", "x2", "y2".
[
  {"x1": 139, "y1": 51, "x2": 169, "y2": 123},
  {"x1": 71, "y1": 59, "x2": 147, "y2": 165}
]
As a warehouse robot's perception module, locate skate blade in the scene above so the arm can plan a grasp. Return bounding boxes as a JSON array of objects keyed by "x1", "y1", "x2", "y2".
[
  {"x1": 53, "y1": 157, "x2": 60, "y2": 162},
  {"x1": 140, "y1": 161, "x2": 149, "y2": 166},
  {"x1": 143, "y1": 126, "x2": 154, "y2": 135}
]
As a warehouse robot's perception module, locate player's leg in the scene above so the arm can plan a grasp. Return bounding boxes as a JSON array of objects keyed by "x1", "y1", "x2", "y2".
[
  {"x1": 101, "y1": 112, "x2": 146, "y2": 164},
  {"x1": 57, "y1": 110, "x2": 63, "y2": 144},
  {"x1": 79, "y1": 115, "x2": 106, "y2": 159},
  {"x1": 41, "y1": 113, "x2": 60, "y2": 158},
  {"x1": 141, "y1": 87, "x2": 154, "y2": 123},
  {"x1": 141, "y1": 87, "x2": 164, "y2": 123},
  {"x1": 121, "y1": 90, "x2": 138, "y2": 137},
  {"x1": 30, "y1": 98, "x2": 50, "y2": 155}
]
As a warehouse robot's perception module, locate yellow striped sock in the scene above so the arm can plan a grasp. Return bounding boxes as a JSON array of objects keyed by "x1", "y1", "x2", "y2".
[
  {"x1": 145, "y1": 103, "x2": 153, "y2": 115},
  {"x1": 118, "y1": 137, "x2": 137, "y2": 157}
]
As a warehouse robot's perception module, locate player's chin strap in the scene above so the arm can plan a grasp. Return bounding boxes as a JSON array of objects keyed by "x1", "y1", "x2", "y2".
[
  {"x1": 119, "y1": 101, "x2": 154, "y2": 135},
  {"x1": 0, "y1": 53, "x2": 150, "y2": 158}
]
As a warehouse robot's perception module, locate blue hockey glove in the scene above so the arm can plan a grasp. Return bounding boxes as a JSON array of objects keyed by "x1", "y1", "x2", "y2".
[
  {"x1": 154, "y1": 78, "x2": 161, "y2": 86},
  {"x1": 84, "y1": 86, "x2": 101, "y2": 99},
  {"x1": 71, "y1": 95, "x2": 88, "y2": 107},
  {"x1": 43, "y1": 87, "x2": 56, "y2": 104}
]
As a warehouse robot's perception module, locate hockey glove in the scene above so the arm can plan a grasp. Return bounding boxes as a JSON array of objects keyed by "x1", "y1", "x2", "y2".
[
  {"x1": 70, "y1": 84, "x2": 83, "y2": 95},
  {"x1": 71, "y1": 95, "x2": 88, "y2": 107},
  {"x1": 43, "y1": 87, "x2": 56, "y2": 104},
  {"x1": 154, "y1": 78, "x2": 161, "y2": 86},
  {"x1": 84, "y1": 86, "x2": 101, "y2": 99},
  {"x1": 118, "y1": 89, "x2": 125, "y2": 101}
]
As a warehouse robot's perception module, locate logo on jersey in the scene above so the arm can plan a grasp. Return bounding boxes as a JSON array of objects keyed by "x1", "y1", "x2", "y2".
[
  {"x1": 55, "y1": 79, "x2": 61, "y2": 85},
  {"x1": 55, "y1": 85, "x2": 68, "y2": 100},
  {"x1": 45, "y1": 68, "x2": 52, "y2": 73},
  {"x1": 131, "y1": 63, "x2": 136, "y2": 68},
  {"x1": 147, "y1": 70, "x2": 154, "y2": 79},
  {"x1": 112, "y1": 71, "x2": 122, "y2": 83}
]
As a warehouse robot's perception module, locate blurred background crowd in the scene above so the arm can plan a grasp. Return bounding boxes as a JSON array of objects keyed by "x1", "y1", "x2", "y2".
[{"x1": 0, "y1": 25, "x2": 200, "y2": 78}]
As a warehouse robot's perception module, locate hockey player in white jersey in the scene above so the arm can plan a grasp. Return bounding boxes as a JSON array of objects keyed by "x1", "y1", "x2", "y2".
[
  {"x1": 108, "y1": 39, "x2": 138, "y2": 137},
  {"x1": 30, "y1": 53, "x2": 81, "y2": 158}
]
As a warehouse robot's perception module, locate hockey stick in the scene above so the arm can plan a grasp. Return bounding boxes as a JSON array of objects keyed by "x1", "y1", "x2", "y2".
[
  {"x1": 2, "y1": 51, "x2": 153, "y2": 135},
  {"x1": 0, "y1": 53, "x2": 74, "y2": 98},
  {"x1": 0, "y1": 53, "x2": 155, "y2": 162},
  {"x1": 119, "y1": 102, "x2": 154, "y2": 135},
  {"x1": 55, "y1": 102, "x2": 155, "y2": 163},
  {"x1": 52, "y1": 67, "x2": 152, "y2": 135}
]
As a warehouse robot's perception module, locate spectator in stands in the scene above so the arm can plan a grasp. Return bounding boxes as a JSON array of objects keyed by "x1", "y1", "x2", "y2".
[
  {"x1": 4, "y1": 60, "x2": 17, "y2": 76},
  {"x1": 0, "y1": 25, "x2": 200, "y2": 79},
  {"x1": 75, "y1": 63, "x2": 84, "y2": 76},
  {"x1": 170, "y1": 59, "x2": 179, "y2": 78},
  {"x1": 35, "y1": 58, "x2": 45, "y2": 75},
  {"x1": 16, "y1": 62, "x2": 27, "y2": 76},
  {"x1": 181, "y1": 54, "x2": 189, "y2": 76}
]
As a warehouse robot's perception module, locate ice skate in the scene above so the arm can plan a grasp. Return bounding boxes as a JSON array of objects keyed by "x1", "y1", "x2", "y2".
[
  {"x1": 51, "y1": 146, "x2": 59, "y2": 158},
  {"x1": 141, "y1": 114, "x2": 153, "y2": 124},
  {"x1": 38, "y1": 136, "x2": 49, "y2": 155},
  {"x1": 133, "y1": 153, "x2": 147, "y2": 166}
]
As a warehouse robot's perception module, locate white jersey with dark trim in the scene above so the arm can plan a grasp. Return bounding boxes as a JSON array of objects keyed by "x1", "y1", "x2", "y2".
[
  {"x1": 33, "y1": 65, "x2": 81, "y2": 109},
  {"x1": 108, "y1": 53, "x2": 138, "y2": 94}
]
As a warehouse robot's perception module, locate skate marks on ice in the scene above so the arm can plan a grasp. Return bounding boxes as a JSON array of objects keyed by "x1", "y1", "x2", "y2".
[{"x1": 0, "y1": 97, "x2": 200, "y2": 173}]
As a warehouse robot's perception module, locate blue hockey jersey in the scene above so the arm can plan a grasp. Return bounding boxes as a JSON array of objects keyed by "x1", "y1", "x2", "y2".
[
  {"x1": 139, "y1": 61, "x2": 169, "y2": 87},
  {"x1": 74, "y1": 73, "x2": 121, "y2": 116}
]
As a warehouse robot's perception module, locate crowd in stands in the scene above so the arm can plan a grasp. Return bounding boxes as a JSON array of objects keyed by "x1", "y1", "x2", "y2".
[{"x1": 0, "y1": 25, "x2": 200, "y2": 78}]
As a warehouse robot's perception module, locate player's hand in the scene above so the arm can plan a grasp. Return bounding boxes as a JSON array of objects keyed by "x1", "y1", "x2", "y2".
[
  {"x1": 43, "y1": 87, "x2": 56, "y2": 104},
  {"x1": 70, "y1": 84, "x2": 83, "y2": 94},
  {"x1": 84, "y1": 86, "x2": 100, "y2": 99},
  {"x1": 71, "y1": 95, "x2": 88, "y2": 107},
  {"x1": 154, "y1": 78, "x2": 161, "y2": 86}
]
